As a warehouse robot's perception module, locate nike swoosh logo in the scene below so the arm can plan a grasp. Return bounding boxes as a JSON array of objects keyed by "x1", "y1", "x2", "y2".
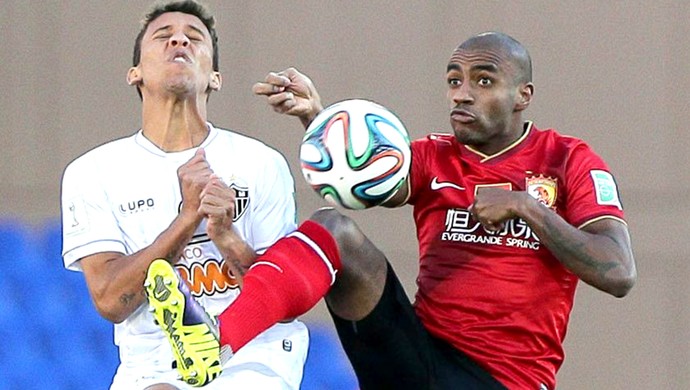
[{"x1": 430, "y1": 177, "x2": 465, "y2": 191}]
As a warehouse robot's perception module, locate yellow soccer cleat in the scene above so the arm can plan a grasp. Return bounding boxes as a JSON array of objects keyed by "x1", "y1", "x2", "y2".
[{"x1": 144, "y1": 259, "x2": 222, "y2": 387}]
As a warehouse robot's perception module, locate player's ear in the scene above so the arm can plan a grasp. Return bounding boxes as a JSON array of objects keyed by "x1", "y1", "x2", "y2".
[
  {"x1": 209, "y1": 71, "x2": 222, "y2": 91},
  {"x1": 127, "y1": 66, "x2": 142, "y2": 86},
  {"x1": 515, "y1": 82, "x2": 533, "y2": 112}
]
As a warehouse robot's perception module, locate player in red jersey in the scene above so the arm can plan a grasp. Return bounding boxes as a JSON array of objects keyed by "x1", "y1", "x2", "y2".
[{"x1": 249, "y1": 31, "x2": 637, "y2": 389}]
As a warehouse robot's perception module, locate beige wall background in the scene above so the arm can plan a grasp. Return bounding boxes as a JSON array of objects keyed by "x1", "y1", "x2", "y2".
[{"x1": 2, "y1": 1, "x2": 688, "y2": 388}]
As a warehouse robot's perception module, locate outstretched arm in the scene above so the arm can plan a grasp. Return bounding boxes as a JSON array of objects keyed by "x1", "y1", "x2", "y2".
[
  {"x1": 470, "y1": 188, "x2": 636, "y2": 297},
  {"x1": 254, "y1": 67, "x2": 412, "y2": 207}
]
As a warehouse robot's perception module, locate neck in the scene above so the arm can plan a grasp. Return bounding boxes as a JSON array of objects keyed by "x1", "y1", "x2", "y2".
[
  {"x1": 472, "y1": 118, "x2": 526, "y2": 156},
  {"x1": 141, "y1": 94, "x2": 210, "y2": 152},
  {"x1": 497, "y1": 118, "x2": 526, "y2": 151}
]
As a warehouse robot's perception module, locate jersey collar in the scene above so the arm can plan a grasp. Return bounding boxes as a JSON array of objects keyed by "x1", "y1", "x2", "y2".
[
  {"x1": 463, "y1": 121, "x2": 533, "y2": 163},
  {"x1": 134, "y1": 122, "x2": 219, "y2": 159}
]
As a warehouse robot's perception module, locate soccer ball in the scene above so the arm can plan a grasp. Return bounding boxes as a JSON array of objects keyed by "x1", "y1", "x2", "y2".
[{"x1": 299, "y1": 99, "x2": 411, "y2": 210}]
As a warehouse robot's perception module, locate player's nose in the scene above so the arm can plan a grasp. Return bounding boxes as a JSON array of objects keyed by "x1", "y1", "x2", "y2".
[
  {"x1": 451, "y1": 83, "x2": 474, "y2": 105},
  {"x1": 169, "y1": 31, "x2": 190, "y2": 48}
]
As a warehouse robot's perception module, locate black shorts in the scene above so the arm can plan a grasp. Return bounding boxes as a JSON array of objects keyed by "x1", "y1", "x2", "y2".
[{"x1": 327, "y1": 262, "x2": 507, "y2": 390}]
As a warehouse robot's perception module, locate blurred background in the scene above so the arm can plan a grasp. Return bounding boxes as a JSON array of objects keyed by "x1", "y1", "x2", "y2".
[{"x1": 1, "y1": 0, "x2": 688, "y2": 389}]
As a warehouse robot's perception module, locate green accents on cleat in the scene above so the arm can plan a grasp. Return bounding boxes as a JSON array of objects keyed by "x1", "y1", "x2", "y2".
[{"x1": 144, "y1": 259, "x2": 223, "y2": 387}]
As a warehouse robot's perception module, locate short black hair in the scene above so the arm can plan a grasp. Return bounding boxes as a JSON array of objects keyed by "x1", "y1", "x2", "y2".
[{"x1": 132, "y1": 0, "x2": 219, "y2": 70}]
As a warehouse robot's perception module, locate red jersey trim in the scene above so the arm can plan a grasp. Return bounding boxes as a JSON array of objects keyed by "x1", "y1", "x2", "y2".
[
  {"x1": 464, "y1": 121, "x2": 534, "y2": 162},
  {"x1": 578, "y1": 215, "x2": 627, "y2": 230}
]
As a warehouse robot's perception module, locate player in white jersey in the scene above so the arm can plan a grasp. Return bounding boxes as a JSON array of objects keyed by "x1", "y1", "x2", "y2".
[{"x1": 61, "y1": 1, "x2": 308, "y2": 389}]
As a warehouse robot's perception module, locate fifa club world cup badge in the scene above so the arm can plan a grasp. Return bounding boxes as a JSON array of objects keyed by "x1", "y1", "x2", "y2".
[{"x1": 526, "y1": 174, "x2": 558, "y2": 209}]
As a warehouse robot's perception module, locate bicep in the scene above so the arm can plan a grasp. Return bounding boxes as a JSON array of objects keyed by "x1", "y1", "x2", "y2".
[
  {"x1": 581, "y1": 218, "x2": 631, "y2": 252},
  {"x1": 579, "y1": 217, "x2": 637, "y2": 296},
  {"x1": 581, "y1": 218, "x2": 635, "y2": 270},
  {"x1": 79, "y1": 251, "x2": 125, "y2": 297}
]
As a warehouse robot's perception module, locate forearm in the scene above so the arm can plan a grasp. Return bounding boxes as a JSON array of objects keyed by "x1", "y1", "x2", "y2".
[
  {"x1": 519, "y1": 201, "x2": 635, "y2": 297},
  {"x1": 212, "y1": 227, "x2": 257, "y2": 288},
  {"x1": 83, "y1": 212, "x2": 201, "y2": 322}
]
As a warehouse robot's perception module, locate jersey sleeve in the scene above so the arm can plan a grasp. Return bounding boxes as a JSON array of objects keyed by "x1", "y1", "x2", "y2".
[
  {"x1": 61, "y1": 154, "x2": 126, "y2": 271},
  {"x1": 406, "y1": 137, "x2": 432, "y2": 205},
  {"x1": 248, "y1": 149, "x2": 298, "y2": 254},
  {"x1": 562, "y1": 142, "x2": 626, "y2": 228}
]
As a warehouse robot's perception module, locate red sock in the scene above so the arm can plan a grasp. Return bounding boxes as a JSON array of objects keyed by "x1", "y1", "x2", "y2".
[{"x1": 217, "y1": 220, "x2": 341, "y2": 352}]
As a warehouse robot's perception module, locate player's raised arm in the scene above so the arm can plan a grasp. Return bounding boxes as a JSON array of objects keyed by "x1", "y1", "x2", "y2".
[
  {"x1": 200, "y1": 174, "x2": 257, "y2": 286},
  {"x1": 253, "y1": 67, "x2": 323, "y2": 128},
  {"x1": 75, "y1": 149, "x2": 211, "y2": 323}
]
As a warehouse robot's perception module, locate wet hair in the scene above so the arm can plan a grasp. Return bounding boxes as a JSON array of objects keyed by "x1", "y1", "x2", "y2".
[
  {"x1": 459, "y1": 32, "x2": 532, "y2": 84},
  {"x1": 132, "y1": 0, "x2": 218, "y2": 70}
]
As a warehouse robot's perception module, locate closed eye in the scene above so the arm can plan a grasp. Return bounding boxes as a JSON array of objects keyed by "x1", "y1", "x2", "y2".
[{"x1": 187, "y1": 33, "x2": 204, "y2": 42}]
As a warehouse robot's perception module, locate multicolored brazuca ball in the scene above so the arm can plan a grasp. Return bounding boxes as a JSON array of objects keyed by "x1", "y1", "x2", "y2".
[{"x1": 300, "y1": 99, "x2": 411, "y2": 210}]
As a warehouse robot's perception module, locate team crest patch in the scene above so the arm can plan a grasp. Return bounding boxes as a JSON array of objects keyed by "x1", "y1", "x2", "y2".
[
  {"x1": 230, "y1": 183, "x2": 250, "y2": 221},
  {"x1": 590, "y1": 170, "x2": 622, "y2": 210},
  {"x1": 526, "y1": 175, "x2": 557, "y2": 208}
]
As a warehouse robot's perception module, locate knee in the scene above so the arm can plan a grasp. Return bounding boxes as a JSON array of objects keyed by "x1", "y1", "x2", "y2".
[
  {"x1": 307, "y1": 207, "x2": 385, "y2": 266},
  {"x1": 308, "y1": 207, "x2": 360, "y2": 245},
  {"x1": 309, "y1": 207, "x2": 359, "y2": 236},
  {"x1": 307, "y1": 210, "x2": 388, "y2": 319}
]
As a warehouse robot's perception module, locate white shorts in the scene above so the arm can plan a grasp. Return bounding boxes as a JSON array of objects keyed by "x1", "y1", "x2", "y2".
[{"x1": 110, "y1": 321, "x2": 309, "y2": 390}]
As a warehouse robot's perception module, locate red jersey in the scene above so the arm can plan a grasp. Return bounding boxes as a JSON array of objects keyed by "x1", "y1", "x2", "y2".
[{"x1": 407, "y1": 122, "x2": 626, "y2": 390}]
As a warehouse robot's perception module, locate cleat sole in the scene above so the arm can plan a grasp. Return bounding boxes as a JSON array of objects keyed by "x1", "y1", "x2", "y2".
[{"x1": 144, "y1": 259, "x2": 222, "y2": 387}]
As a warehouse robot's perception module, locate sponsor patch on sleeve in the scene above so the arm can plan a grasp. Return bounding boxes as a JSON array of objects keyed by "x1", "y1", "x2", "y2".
[
  {"x1": 590, "y1": 170, "x2": 622, "y2": 210},
  {"x1": 64, "y1": 196, "x2": 89, "y2": 236}
]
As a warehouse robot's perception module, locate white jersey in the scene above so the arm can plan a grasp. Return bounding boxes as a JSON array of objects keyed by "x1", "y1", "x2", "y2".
[{"x1": 61, "y1": 123, "x2": 306, "y2": 388}]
